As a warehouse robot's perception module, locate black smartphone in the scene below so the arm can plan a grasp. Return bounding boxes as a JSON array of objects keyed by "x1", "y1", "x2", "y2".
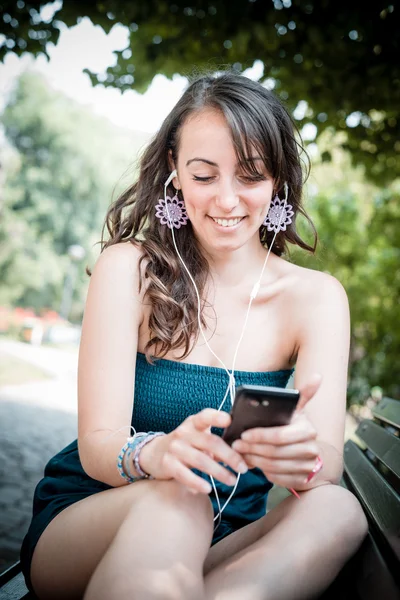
[{"x1": 222, "y1": 384, "x2": 300, "y2": 446}]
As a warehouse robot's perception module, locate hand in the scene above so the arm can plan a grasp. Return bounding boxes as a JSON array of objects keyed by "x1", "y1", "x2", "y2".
[
  {"x1": 139, "y1": 408, "x2": 249, "y2": 494},
  {"x1": 231, "y1": 373, "x2": 323, "y2": 490}
]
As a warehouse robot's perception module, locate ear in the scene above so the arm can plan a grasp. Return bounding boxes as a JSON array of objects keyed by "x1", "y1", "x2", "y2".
[{"x1": 168, "y1": 150, "x2": 181, "y2": 189}]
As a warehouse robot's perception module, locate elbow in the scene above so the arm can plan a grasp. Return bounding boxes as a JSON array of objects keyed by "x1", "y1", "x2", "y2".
[
  {"x1": 78, "y1": 440, "x2": 97, "y2": 480},
  {"x1": 77, "y1": 436, "x2": 125, "y2": 488},
  {"x1": 78, "y1": 437, "x2": 104, "y2": 483}
]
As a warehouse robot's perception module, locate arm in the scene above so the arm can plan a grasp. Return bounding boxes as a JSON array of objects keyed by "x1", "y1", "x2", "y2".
[
  {"x1": 292, "y1": 272, "x2": 351, "y2": 489},
  {"x1": 76, "y1": 242, "x2": 250, "y2": 492},
  {"x1": 77, "y1": 242, "x2": 144, "y2": 487},
  {"x1": 234, "y1": 271, "x2": 350, "y2": 492}
]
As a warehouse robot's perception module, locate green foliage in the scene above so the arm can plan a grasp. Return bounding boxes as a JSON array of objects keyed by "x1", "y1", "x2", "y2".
[
  {"x1": 0, "y1": 70, "x2": 398, "y2": 402},
  {"x1": 1, "y1": 0, "x2": 399, "y2": 184},
  {"x1": 290, "y1": 142, "x2": 400, "y2": 403},
  {"x1": 0, "y1": 70, "x2": 148, "y2": 318}
]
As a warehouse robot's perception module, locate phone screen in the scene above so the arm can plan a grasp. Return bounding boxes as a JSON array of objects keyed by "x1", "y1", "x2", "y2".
[{"x1": 222, "y1": 384, "x2": 300, "y2": 446}]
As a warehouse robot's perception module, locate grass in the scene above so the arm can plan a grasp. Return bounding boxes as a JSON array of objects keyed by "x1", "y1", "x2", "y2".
[{"x1": 0, "y1": 351, "x2": 52, "y2": 386}]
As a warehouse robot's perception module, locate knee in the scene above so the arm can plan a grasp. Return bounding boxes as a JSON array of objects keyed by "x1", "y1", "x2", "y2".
[
  {"x1": 315, "y1": 484, "x2": 368, "y2": 551},
  {"x1": 338, "y1": 487, "x2": 368, "y2": 547},
  {"x1": 141, "y1": 479, "x2": 214, "y2": 525}
]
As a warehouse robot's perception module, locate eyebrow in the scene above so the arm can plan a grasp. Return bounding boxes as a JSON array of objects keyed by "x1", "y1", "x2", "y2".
[
  {"x1": 186, "y1": 158, "x2": 218, "y2": 167},
  {"x1": 186, "y1": 157, "x2": 263, "y2": 167}
]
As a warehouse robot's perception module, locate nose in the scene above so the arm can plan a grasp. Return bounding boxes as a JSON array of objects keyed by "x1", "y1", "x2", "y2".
[{"x1": 215, "y1": 179, "x2": 240, "y2": 213}]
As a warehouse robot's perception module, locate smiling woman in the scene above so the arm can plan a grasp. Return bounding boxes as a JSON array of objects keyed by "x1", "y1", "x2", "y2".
[
  {"x1": 172, "y1": 112, "x2": 275, "y2": 249},
  {"x1": 20, "y1": 71, "x2": 368, "y2": 600},
  {"x1": 102, "y1": 73, "x2": 317, "y2": 362}
]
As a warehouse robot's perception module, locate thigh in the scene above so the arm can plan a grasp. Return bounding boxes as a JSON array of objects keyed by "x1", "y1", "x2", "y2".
[
  {"x1": 30, "y1": 479, "x2": 213, "y2": 600},
  {"x1": 30, "y1": 481, "x2": 149, "y2": 599},
  {"x1": 204, "y1": 493, "x2": 294, "y2": 575},
  {"x1": 204, "y1": 484, "x2": 367, "y2": 576}
]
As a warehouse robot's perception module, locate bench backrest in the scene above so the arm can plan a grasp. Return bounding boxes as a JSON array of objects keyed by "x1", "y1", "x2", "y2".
[{"x1": 343, "y1": 396, "x2": 400, "y2": 599}]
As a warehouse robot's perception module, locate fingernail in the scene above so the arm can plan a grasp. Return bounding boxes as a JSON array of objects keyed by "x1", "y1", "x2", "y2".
[
  {"x1": 241, "y1": 432, "x2": 251, "y2": 441},
  {"x1": 232, "y1": 441, "x2": 241, "y2": 450},
  {"x1": 237, "y1": 461, "x2": 248, "y2": 474}
]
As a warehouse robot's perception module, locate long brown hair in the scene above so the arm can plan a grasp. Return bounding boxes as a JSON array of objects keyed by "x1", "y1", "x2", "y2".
[{"x1": 100, "y1": 71, "x2": 317, "y2": 361}]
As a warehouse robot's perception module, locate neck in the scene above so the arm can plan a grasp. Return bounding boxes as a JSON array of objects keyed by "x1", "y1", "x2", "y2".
[{"x1": 205, "y1": 241, "x2": 275, "y2": 289}]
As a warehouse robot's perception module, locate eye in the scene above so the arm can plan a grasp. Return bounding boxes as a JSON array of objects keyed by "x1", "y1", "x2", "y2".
[
  {"x1": 192, "y1": 175, "x2": 215, "y2": 182},
  {"x1": 239, "y1": 174, "x2": 266, "y2": 183}
]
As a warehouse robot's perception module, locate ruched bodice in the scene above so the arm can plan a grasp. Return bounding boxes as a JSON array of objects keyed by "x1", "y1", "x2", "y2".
[{"x1": 133, "y1": 352, "x2": 294, "y2": 432}]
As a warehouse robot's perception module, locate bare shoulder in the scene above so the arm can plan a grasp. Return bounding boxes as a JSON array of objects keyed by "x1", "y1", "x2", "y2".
[
  {"x1": 279, "y1": 261, "x2": 350, "y2": 368},
  {"x1": 93, "y1": 240, "x2": 143, "y2": 273},
  {"x1": 90, "y1": 241, "x2": 148, "y2": 290},
  {"x1": 86, "y1": 241, "x2": 147, "y2": 324},
  {"x1": 282, "y1": 260, "x2": 349, "y2": 310}
]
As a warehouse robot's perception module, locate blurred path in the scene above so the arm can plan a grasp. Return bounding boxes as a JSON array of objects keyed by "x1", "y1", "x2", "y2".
[
  {"x1": 0, "y1": 339, "x2": 78, "y2": 413},
  {"x1": 0, "y1": 340, "x2": 78, "y2": 573},
  {"x1": 0, "y1": 338, "x2": 79, "y2": 377}
]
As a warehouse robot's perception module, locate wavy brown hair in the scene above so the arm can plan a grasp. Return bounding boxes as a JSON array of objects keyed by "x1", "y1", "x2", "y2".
[{"x1": 99, "y1": 71, "x2": 317, "y2": 362}]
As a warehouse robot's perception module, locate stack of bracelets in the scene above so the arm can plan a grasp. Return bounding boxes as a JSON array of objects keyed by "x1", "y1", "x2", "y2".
[{"x1": 117, "y1": 431, "x2": 166, "y2": 483}]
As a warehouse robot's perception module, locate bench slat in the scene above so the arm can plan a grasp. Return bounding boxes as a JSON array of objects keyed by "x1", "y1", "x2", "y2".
[
  {"x1": 0, "y1": 573, "x2": 31, "y2": 600},
  {"x1": 353, "y1": 532, "x2": 400, "y2": 600},
  {"x1": 356, "y1": 419, "x2": 400, "y2": 481},
  {"x1": 373, "y1": 397, "x2": 400, "y2": 430},
  {"x1": 343, "y1": 440, "x2": 400, "y2": 563},
  {"x1": 0, "y1": 563, "x2": 33, "y2": 600}
]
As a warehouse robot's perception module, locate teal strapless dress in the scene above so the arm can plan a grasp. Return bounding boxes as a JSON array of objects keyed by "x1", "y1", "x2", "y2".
[{"x1": 20, "y1": 353, "x2": 294, "y2": 593}]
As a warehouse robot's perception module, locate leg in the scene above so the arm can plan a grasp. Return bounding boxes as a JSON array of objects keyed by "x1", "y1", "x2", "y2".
[
  {"x1": 31, "y1": 480, "x2": 213, "y2": 600},
  {"x1": 204, "y1": 484, "x2": 368, "y2": 600},
  {"x1": 84, "y1": 481, "x2": 213, "y2": 600}
]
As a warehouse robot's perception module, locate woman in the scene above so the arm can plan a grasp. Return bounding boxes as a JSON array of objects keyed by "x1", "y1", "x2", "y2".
[{"x1": 21, "y1": 71, "x2": 367, "y2": 600}]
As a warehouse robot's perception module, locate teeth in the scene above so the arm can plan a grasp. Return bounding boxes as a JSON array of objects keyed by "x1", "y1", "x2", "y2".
[{"x1": 212, "y1": 217, "x2": 243, "y2": 227}]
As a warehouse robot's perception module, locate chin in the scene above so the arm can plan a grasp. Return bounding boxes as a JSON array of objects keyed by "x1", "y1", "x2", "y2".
[{"x1": 205, "y1": 237, "x2": 249, "y2": 254}]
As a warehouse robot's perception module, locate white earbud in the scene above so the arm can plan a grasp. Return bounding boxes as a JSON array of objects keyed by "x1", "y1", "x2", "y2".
[
  {"x1": 283, "y1": 182, "x2": 288, "y2": 201},
  {"x1": 164, "y1": 170, "x2": 177, "y2": 189}
]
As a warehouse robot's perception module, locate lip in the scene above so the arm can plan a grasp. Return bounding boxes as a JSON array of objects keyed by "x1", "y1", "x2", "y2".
[{"x1": 207, "y1": 215, "x2": 246, "y2": 230}]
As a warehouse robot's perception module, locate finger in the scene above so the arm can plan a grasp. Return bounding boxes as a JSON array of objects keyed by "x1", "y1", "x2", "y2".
[
  {"x1": 232, "y1": 440, "x2": 319, "y2": 461},
  {"x1": 191, "y1": 408, "x2": 231, "y2": 431},
  {"x1": 241, "y1": 455, "x2": 319, "y2": 476},
  {"x1": 174, "y1": 423, "x2": 244, "y2": 470},
  {"x1": 256, "y1": 471, "x2": 313, "y2": 490},
  {"x1": 162, "y1": 453, "x2": 212, "y2": 494},
  {"x1": 183, "y1": 430, "x2": 248, "y2": 475},
  {"x1": 241, "y1": 422, "x2": 317, "y2": 445},
  {"x1": 296, "y1": 373, "x2": 323, "y2": 412},
  {"x1": 169, "y1": 439, "x2": 238, "y2": 486}
]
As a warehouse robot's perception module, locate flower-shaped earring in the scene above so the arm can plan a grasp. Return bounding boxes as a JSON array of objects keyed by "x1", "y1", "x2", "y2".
[
  {"x1": 263, "y1": 190, "x2": 294, "y2": 233},
  {"x1": 155, "y1": 191, "x2": 189, "y2": 229}
]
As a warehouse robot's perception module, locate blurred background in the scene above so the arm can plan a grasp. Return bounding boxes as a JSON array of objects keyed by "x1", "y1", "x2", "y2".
[{"x1": 0, "y1": 0, "x2": 399, "y2": 574}]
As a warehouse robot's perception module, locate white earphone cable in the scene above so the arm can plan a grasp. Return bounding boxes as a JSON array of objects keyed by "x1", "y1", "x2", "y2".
[{"x1": 164, "y1": 172, "x2": 289, "y2": 526}]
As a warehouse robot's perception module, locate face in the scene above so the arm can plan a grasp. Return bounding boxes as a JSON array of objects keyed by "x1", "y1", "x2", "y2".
[{"x1": 173, "y1": 109, "x2": 274, "y2": 255}]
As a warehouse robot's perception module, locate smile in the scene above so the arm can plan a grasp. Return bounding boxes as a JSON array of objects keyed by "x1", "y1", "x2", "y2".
[{"x1": 210, "y1": 217, "x2": 245, "y2": 228}]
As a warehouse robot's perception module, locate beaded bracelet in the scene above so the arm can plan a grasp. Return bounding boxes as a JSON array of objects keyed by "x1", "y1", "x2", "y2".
[
  {"x1": 134, "y1": 432, "x2": 166, "y2": 477},
  {"x1": 117, "y1": 431, "x2": 165, "y2": 483},
  {"x1": 123, "y1": 433, "x2": 148, "y2": 481},
  {"x1": 117, "y1": 432, "x2": 147, "y2": 483}
]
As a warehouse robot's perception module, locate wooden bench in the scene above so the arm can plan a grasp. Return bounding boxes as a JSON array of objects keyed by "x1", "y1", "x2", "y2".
[
  {"x1": 1, "y1": 397, "x2": 399, "y2": 599},
  {"x1": 335, "y1": 396, "x2": 400, "y2": 599}
]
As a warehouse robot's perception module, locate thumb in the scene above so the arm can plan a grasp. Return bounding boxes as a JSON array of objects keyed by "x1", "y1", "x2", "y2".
[{"x1": 296, "y1": 373, "x2": 322, "y2": 412}]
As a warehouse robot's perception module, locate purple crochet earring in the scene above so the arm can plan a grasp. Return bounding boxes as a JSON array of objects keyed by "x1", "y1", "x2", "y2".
[
  {"x1": 155, "y1": 189, "x2": 188, "y2": 229},
  {"x1": 263, "y1": 183, "x2": 294, "y2": 233}
]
